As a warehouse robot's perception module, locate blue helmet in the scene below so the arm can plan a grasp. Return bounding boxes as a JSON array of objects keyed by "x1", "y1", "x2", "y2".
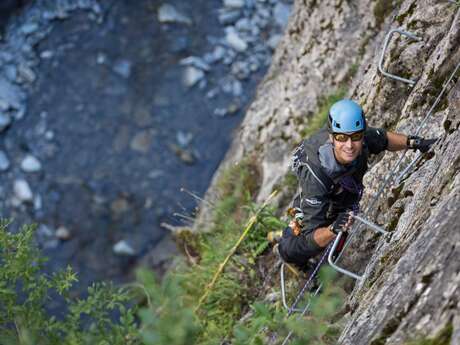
[{"x1": 328, "y1": 99, "x2": 366, "y2": 133}]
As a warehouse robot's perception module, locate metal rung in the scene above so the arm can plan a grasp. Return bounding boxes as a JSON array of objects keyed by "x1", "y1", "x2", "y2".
[
  {"x1": 378, "y1": 28, "x2": 423, "y2": 86},
  {"x1": 328, "y1": 214, "x2": 389, "y2": 281},
  {"x1": 280, "y1": 263, "x2": 304, "y2": 312}
]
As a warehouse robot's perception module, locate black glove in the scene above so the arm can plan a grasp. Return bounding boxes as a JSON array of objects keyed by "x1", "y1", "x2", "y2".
[
  {"x1": 330, "y1": 212, "x2": 353, "y2": 235},
  {"x1": 407, "y1": 136, "x2": 437, "y2": 153}
]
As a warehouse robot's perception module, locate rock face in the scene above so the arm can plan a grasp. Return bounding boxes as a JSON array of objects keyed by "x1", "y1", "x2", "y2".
[{"x1": 194, "y1": 0, "x2": 460, "y2": 343}]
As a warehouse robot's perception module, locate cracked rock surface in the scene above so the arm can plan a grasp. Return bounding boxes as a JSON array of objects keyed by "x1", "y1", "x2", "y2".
[{"x1": 194, "y1": 0, "x2": 460, "y2": 342}]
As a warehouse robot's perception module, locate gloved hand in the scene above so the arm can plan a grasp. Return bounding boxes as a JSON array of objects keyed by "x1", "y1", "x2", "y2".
[
  {"x1": 330, "y1": 211, "x2": 354, "y2": 235},
  {"x1": 407, "y1": 136, "x2": 438, "y2": 153}
]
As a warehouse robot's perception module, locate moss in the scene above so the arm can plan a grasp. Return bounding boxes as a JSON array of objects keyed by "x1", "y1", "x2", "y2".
[
  {"x1": 370, "y1": 314, "x2": 403, "y2": 345},
  {"x1": 299, "y1": 88, "x2": 347, "y2": 139},
  {"x1": 403, "y1": 322, "x2": 453, "y2": 345},
  {"x1": 443, "y1": 119, "x2": 452, "y2": 134},
  {"x1": 373, "y1": 0, "x2": 394, "y2": 29},
  {"x1": 387, "y1": 182, "x2": 405, "y2": 208},
  {"x1": 395, "y1": 2, "x2": 417, "y2": 25},
  {"x1": 359, "y1": 35, "x2": 372, "y2": 58},
  {"x1": 215, "y1": 158, "x2": 260, "y2": 210},
  {"x1": 281, "y1": 172, "x2": 298, "y2": 194}
]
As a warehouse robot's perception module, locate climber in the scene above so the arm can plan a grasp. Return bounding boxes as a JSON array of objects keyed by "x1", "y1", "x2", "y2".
[{"x1": 268, "y1": 99, "x2": 437, "y2": 272}]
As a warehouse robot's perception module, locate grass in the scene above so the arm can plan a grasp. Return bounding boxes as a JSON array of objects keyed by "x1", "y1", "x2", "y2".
[
  {"x1": 402, "y1": 323, "x2": 453, "y2": 345},
  {"x1": 174, "y1": 157, "x2": 287, "y2": 343}
]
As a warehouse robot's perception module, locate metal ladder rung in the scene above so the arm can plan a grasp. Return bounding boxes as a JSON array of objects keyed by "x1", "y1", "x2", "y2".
[
  {"x1": 378, "y1": 28, "x2": 423, "y2": 86},
  {"x1": 328, "y1": 214, "x2": 389, "y2": 281}
]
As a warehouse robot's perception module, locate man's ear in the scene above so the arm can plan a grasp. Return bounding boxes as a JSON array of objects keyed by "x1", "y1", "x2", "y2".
[{"x1": 329, "y1": 134, "x2": 335, "y2": 146}]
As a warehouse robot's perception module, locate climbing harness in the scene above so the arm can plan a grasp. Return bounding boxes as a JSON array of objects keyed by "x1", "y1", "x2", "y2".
[
  {"x1": 378, "y1": 28, "x2": 423, "y2": 86},
  {"x1": 277, "y1": 24, "x2": 460, "y2": 343}
]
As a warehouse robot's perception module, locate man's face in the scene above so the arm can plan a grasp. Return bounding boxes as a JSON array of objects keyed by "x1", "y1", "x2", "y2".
[{"x1": 329, "y1": 132, "x2": 364, "y2": 165}]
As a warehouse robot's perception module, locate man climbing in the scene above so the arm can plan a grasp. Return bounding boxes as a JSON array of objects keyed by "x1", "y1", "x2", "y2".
[{"x1": 269, "y1": 99, "x2": 437, "y2": 271}]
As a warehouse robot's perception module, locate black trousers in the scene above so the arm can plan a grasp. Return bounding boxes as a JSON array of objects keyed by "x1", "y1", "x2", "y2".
[
  {"x1": 278, "y1": 227, "x2": 348, "y2": 270},
  {"x1": 278, "y1": 227, "x2": 323, "y2": 270}
]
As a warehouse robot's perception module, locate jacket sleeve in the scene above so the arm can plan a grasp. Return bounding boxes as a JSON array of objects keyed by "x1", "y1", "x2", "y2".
[
  {"x1": 296, "y1": 168, "x2": 331, "y2": 234},
  {"x1": 365, "y1": 127, "x2": 388, "y2": 155}
]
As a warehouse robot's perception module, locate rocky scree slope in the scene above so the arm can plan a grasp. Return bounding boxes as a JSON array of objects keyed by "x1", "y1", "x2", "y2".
[{"x1": 193, "y1": 0, "x2": 460, "y2": 343}]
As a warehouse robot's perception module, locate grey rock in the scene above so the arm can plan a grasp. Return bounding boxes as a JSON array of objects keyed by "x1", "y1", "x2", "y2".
[
  {"x1": 17, "y1": 64, "x2": 37, "y2": 84},
  {"x1": 0, "y1": 151, "x2": 10, "y2": 171},
  {"x1": 182, "y1": 66, "x2": 205, "y2": 88},
  {"x1": 232, "y1": 80, "x2": 243, "y2": 96},
  {"x1": 34, "y1": 194, "x2": 42, "y2": 211},
  {"x1": 20, "y1": 155, "x2": 42, "y2": 173},
  {"x1": 113, "y1": 240, "x2": 136, "y2": 256},
  {"x1": 113, "y1": 59, "x2": 132, "y2": 78},
  {"x1": 214, "y1": 108, "x2": 228, "y2": 117},
  {"x1": 179, "y1": 56, "x2": 211, "y2": 71},
  {"x1": 0, "y1": 52, "x2": 13, "y2": 63},
  {"x1": 45, "y1": 130, "x2": 55, "y2": 140},
  {"x1": 5, "y1": 65, "x2": 17, "y2": 82},
  {"x1": 247, "y1": 55, "x2": 261, "y2": 72},
  {"x1": 235, "y1": 17, "x2": 253, "y2": 32},
  {"x1": 130, "y1": 130, "x2": 153, "y2": 153},
  {"x1": 96, "y1": 52, "x2": 107, "y2": 64},
  {"x1": 206, "y1": 88, "x2": 219, "y2": 99},
  {"x1": 218, "y1": 8, "x2": 241, "y2": 25},
  {"x1": 40, "y1": 50, "x2": 54, "y2": 59},
  {"x1": 169, "y1": 143, "x2": 196, "y2": 165},
  {"x1": 221, "y1": 77, "x2": 235, "y2": 94},
  {"x1": 267, "y1": 34, "x2": 282, "y2": 49},
  {"x1": 273, "y1": 2, "x2": 291, "y2": 28},
  {"x1": 142, "y1": 236, "x2": 177, "y2": 267},
  {"x1": 13, "y1": 179, "x2": 33, "y2": 202},
  {"x1": 21, "y1": 23, "x2": 39, "y2": 35},
  {"x1": 0, "y1": 114, "x2": 12, "y2": 132},
  {"x1": 198, "y1": 79, "x2": 207, "y2": 89},
  {"x1": 212, "y1": 46, "x2": 227, "y2": 62},
  {"x1": 225, "y1": 29, "x2": 248, "y2": 52},
  {"x1": 176, "y1": 130, "x2": 194, "y2": 147},
  {"x1": 111, "y1": 197, "x2": 129, "y2": 216},
  {"x1": 227, "y1": 102, "x2": 241, "y2": 115},
  {"x1": 224, "y1": 0, "x2": 246, "y2": 8},
  {"x1": 36, "y1": 224, "x2": 58, "y2": 249},
  {"x1": 257, "y1": 7, "x2": 271, "y2": 19},
  {"x1": 0, "y1": 77, "x2": 23, "y2": 111},
  {"x1": 158, "y1": 4, "x2": 192, "y2": 25},
  {"x1": 231, "y1": 60, "x2": 251, "y2": 79},
  {"x1": 37, "y1": 224, "x2": 54, "y2": 238},
  {"x1": 222, "y1": 49, "x2": 237, "y2": 65},
  {"x1": 148, "y1": 170, "x2": 164, "y2": 179}
]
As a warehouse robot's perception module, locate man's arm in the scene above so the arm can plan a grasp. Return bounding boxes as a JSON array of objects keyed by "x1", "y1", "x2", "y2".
[
  {"x1": 312, "y1": 225, "x2": 336, "y2": 247},
  {"x1": 312, "y1": 212, "x2": 355, "y2": 247},
  {"x1": 386, "y1": 131, "x2": 438, "y2": 152},
  {"x1": 386, "y1": 131, "x2": 408, "y2": 151}
]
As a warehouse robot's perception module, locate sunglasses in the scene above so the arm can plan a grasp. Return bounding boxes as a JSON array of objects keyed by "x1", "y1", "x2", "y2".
[{"x1": 332, "y1": 131, "x2": 364, "y2": 142}]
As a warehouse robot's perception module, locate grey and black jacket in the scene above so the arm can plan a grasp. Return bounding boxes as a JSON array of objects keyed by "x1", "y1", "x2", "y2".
[{"x1": 291, "y1": 126, "x2": 388, "y2": 234}]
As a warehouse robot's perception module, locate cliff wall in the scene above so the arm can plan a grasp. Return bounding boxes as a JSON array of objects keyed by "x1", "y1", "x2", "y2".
[{"x1": 194, "y1": 0, "x2": 460, "y2": 343}]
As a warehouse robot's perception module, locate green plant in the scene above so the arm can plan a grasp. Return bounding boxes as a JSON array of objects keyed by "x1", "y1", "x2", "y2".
[
  {"x1": 402, "y1": 322, "x2": 453, "y2": 345},
  {"x1": 0, "y1": 220, "x2": 139, "y2": 345},
  {"x1": 136, "y1": 269, "x2": 201, "y2": 345},
  {"x1": 231, "y1": 267, "x2": 345, "y2": 345},
  {"x1": 300, "y1": 89, "x2": 347, "y2": 139}
]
